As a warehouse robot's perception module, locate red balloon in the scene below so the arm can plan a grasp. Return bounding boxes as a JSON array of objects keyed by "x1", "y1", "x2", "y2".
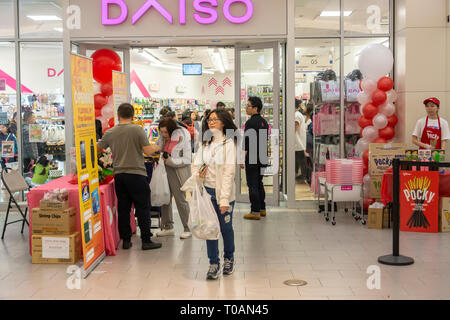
[
  {"x1": 91, "y1": 49, "x2": 122, "y2": 70},
  {"x1": 93, "y1": 56, "x2": 121, "y2": 84},
  {"x1": 363, "y1": 166, "x2": 368, "y2": 176},
  {"x1": 101, "y1": 82, "x2": 113, "y2": 97},
  {"x1": 372, "y1": 90, "x2": 387, "y2": 106},
  {"x1": 94, "y1": 94, "x2": 107, "y2": 110},
  {"x1": 363, "y1": 198, "x2": 376, "y2": 211},
  {"x1": 373, "y1": 137, "x2": 388, "y2": 144},
  {"x1": 379, "y1": 126, "x2": 395, "y2": 141},
  {"x1": 95, "y1": 109, "x2": 102, "y2": 118},
  {"x1": 378, "y1": 77, "x2": 394, "y2": 92},
  {"x1": 358, "y1": 116, "x2": 373, "y2": 129},
  {"x1": 108, "y1": 118, "x2": 115, "y2": 128},
  {"x1": 387, "y1": 114, "x2": 398, "y2": 127},
  {"x1": 362, "y1": 150, "x2": 369, "y2": 166},
  {"x1": 362, "y1": 103, "x2": 378, "y2": 119}
]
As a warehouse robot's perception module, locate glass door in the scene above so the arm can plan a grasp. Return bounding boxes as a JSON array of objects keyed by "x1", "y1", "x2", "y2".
[{"x1": 235, "y1": 42, "x2": 280, "y2": 206}]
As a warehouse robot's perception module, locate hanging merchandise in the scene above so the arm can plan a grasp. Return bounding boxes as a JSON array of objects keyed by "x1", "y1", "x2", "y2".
[
  {"x1": 345, "y1": 103, "x2": 361, "y2": 135},
  {"x1": 316, "y1": 104, "x2": 339, "y2": 136}
]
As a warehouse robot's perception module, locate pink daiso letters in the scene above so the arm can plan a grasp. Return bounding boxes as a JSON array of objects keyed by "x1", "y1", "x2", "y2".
[{"x1": 101, "y1": 0, "x2": 254, "y2": 26}]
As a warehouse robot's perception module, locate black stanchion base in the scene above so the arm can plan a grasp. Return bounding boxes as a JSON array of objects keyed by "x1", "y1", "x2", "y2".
[{"x1": 378, "y1": 254, "x2": 414, "y2": 266}]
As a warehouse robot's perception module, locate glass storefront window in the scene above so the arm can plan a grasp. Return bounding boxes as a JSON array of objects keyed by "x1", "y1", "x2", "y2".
[
  {"x1": 20, "y1": 42, "x2": 64, "y2": 185},
  {"x1": 0, "y1": 0, "x2": 14, "y2": 38},
  {"x1": 344, "y1": 0, "x2": 390, "y2": 35},
  {"x1": 295, "y1": 39, "x2": 340, "y2": 201},
  {"x1": 295, "y1": 0, "x2": 340, "y2": 36},
  {"x1": 19, "y1": 0, "x2": 63, "y2": 39}
]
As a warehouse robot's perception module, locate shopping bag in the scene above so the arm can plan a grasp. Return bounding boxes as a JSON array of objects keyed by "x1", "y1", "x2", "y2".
[
  {"x1": 149, "y1": 160, "x2": 171, "y2": 206},
  {"x1": 187, "y1": 184, "x2": 221, "y2": 240},
  {"x1": 345, "y1": 79, "x2": 361, "y2": 102},
  {"x1": 344, "y1": 103, "x2": 361, "y2": 135},
  {"x1": 319, "y1": 80, "x2": 340, "y2": 102},
  {"x1": 318, "y1": 105, "x2": 339, "y2": 135}
]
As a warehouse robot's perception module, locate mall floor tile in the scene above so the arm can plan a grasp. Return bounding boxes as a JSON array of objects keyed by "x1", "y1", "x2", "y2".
[{"x1": 1, "y1": 206, "x2": 450, "y2": 300}]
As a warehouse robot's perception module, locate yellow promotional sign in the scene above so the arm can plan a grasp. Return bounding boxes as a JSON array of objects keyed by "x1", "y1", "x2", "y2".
[
  {"x1": 112, "y1": 71, "x2": 128, "y2": 124},
  {"x1": 71, "y1": 54, "x2": 105, "y2": 277}
]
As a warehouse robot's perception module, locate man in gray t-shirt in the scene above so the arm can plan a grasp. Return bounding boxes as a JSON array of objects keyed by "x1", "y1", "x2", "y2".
[{"x1": 98, "y1": 103, "x2": 161, "y2": 251}]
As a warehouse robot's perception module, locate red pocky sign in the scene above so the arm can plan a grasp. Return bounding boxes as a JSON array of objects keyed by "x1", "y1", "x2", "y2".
[{"x1": 400, "y1": 171, "x2": 439, "y2": 233}]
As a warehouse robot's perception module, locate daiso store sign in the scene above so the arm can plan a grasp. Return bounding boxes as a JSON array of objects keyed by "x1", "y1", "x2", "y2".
[{"x1": 102, "y1": 0, "x2": 254, "y2": 25}]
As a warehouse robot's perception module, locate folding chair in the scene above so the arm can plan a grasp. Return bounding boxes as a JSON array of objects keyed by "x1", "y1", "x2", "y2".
[{"x1": 1, "y1": 166, "x2": 30, "y2": 239}]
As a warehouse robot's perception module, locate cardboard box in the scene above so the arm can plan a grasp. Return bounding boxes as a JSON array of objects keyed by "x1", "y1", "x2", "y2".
[
  {"x1": 368, "y1": 208, "x2": 383, "y2": 229},
  {"x1": 369, "y1": 143, "x2": 406, "y2": 176},
  {"x1": 370, "y1": 175, "x2": 383, "y2": 199},
  {"x1": 31, "y1": 207, "x2": 77, "y2": 235},
  {"x1": 32, "y1": 232, "x2": 81, "y2": 264},
  {"x1": 439, "y1": 198, "x2": 450, "y2": 232},
  {"x1": 39, "y1": 200, "x2": 69, "y2": 212}
]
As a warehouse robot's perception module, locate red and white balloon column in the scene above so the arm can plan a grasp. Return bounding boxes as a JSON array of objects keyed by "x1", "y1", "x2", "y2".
[
  {"x1": 91, "y1": 49, "x2": 122, "y2": 134},
  {"x1": 355, "y1": 44, "x2": 399, "y2": 209}
]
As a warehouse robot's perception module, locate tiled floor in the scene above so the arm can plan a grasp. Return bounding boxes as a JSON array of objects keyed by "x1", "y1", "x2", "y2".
[{"x1": 1, "y1": 204, "x2": 450, "y2": 300}]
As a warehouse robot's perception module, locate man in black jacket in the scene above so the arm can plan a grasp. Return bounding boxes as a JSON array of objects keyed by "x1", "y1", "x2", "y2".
[{"x1": 241, "y1": 97, "x2": 269, "y2": 220}]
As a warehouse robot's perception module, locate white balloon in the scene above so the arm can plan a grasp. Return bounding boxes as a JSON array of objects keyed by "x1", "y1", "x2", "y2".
[
  {"x1": 101, "y1": 104, "x2": 114, "y2": 120},
  {"x1": 362, "y1": 126, "x2": 379, "y2": 141},
  {"x1": 363, "y1": 185, "x2": 370, "y2": 197},
  {"x1": 356, "y1": 138, "x2": 370, "y2": 153},
  {"x1": 373, "y1": 113, "x2": 388, "y2": 129},
  {"x1": 93, "y1": 81, "x2": 101, "y2": 95},
  {"x1": 358, "y1": 44, "x2": 394, "y2": 80},
  {"x1": 386, "y1": 90, "x2": 398, "y2": 103},
  {"x1": 363, "y1": 173, "x2": 371, "y2": 184},
  {"x1": 98, "y1": 116, "x2": 108, "y2": 129},
  {"x1": 379, "y1": 103, "x2": 396, "y2": 117},
  {"x1": 357, "y1": 92, "x2": 371, "y2": 107},
  {"x1": 361, "y1": 78, "x2": 377, "y2": 94}
]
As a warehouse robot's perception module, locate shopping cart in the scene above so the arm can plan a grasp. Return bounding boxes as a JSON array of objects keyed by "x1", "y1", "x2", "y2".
[{"x1": 322, "y1": 159, "x2": 365, "y2": 225}]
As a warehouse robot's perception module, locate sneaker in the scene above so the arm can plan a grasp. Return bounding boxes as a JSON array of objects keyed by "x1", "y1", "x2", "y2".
[
  {"x1": 244, "y1": 212, "x2": 261, "y2": 220},
  {"x1": 156, "y1": 229, "x2": 175, "y2": 237},
  {"x1": 122, "y1": 240, "x2": 132, "y2": 250},
  {"x1": 142, "y1": 240, "x2": 162, "y2": 250},
  {"x1": 206, "y1": 264, "x2": 221, "y2": 280},
  {"x1": 260, "y1": 210, "x2": 267, "y2": 217},
  {"x1": 223, "y1": 258, "x2": 235, "y2": 275},
  {"x1": 180, "y1": 232, "x2": 192, "y2": 239}
]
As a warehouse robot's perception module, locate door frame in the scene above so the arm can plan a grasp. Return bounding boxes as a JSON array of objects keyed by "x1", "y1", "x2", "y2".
[{"x1": 234, "y1": 41, "x2": 281, "y2": 207}]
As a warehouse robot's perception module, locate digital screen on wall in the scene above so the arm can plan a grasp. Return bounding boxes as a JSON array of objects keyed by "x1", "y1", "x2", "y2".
[{"x1": 183, "y1": 64, "x2": 202, "y2": 76}]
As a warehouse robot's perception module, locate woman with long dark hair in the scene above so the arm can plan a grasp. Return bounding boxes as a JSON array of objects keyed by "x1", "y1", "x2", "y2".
[
  {"x1": 156, "y1": 118, "x2": 192, "y2": 239},
  {"x1": 193, "y1": 109, "x2": 238, "y2": 280}
]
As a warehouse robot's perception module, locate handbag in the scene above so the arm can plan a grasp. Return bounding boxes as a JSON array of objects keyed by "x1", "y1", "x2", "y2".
[{"x1": 149, "y1": 160, "x2": 171, "y2": 206}]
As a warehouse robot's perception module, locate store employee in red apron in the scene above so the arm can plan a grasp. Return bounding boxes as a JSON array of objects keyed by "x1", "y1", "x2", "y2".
[{"x1": 412, "y1": 97, "x2": 450, "y2": 150}]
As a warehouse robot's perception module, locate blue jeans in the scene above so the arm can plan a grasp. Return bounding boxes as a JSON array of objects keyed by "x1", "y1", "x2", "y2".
[{"x1": 205, "y1": 187, "x2": 235, "y2": 265}]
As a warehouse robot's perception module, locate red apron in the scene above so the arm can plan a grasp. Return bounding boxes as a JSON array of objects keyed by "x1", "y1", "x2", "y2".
[{"x1": 420, "y1": 117, "x2": 442, "y2": 149}]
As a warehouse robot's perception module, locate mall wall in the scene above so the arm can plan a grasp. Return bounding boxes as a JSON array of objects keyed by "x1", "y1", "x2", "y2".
[{"x1": 395, "y1": 0, "x2": 450, "y2": 154}]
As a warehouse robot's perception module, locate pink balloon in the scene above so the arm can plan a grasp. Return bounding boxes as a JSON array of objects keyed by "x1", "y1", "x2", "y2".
[
  {"x1": 386, "y1": 90, "x2": 398, "y2": 103},
  {"x1": 362, "y1": 126, "x2": 379, "y2": 141},
  {"x1": 357, "y1": 92, "x2": 371, "y2": 109},
  {"x1": 361, "y1": 78, "x2": 377, "y2": 94},
  {"x1": 356, "y1": 138, "x2": 370, "y2": 153},
  {"x1": 379, "y1": 103, "x2": 396, "y2": 117},
  {"x1": 363, "y1": 174, "x2": 371, "y2": 185},
  {"x1": 101, "y1": 104, "x2": 114, "y2": 120},
  {"x1": 373, "y1": 113, "x2": 388, "y2": 129}
]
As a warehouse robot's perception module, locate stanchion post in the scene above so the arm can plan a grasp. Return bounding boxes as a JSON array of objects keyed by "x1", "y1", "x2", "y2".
[{"x1": 378, "y1": 158, "x2": 414, "y2": 266}]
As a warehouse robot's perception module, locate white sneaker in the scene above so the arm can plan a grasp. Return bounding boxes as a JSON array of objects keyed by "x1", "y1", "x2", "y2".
[
  {"x1": 156, "y1": 229, "x2": 175, "y2": 237},
  {"x1": 180, "y1": 232, "x2": 192, "y2": 239}
]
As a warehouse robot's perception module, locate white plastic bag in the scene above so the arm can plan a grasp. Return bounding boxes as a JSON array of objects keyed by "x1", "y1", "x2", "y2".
[
  {"x1": 187, "y1": 184, "x2": 221, "y2": 241},
  {"x1": 149, "y1": 160, "x2": 171, "y2": 206}
]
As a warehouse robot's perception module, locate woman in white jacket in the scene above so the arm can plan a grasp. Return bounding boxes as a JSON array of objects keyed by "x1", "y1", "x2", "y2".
[{"x1": 192, "y1": 109, "x2": 237, "y2": 280}]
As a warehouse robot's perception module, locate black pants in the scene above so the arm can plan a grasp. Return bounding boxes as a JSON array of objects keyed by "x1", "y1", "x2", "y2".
[
  {"x1": 114, "y1": 173, "x2": 152, "y2": 242},
  {"x1": 245, "y1": 164, "x2": 266, "y2": 213},
  {"x1": 295, "y1": 151, "x2": 308, "y2": 179}
]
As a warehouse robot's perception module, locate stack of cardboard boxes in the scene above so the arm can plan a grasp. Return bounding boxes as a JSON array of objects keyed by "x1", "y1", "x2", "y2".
[
  {"x1": 31, "y1": 198, "x2": 81, "y2": 264},
  {"x1": 367, "y1": 143, "x2": 406, "y2": 229}
]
